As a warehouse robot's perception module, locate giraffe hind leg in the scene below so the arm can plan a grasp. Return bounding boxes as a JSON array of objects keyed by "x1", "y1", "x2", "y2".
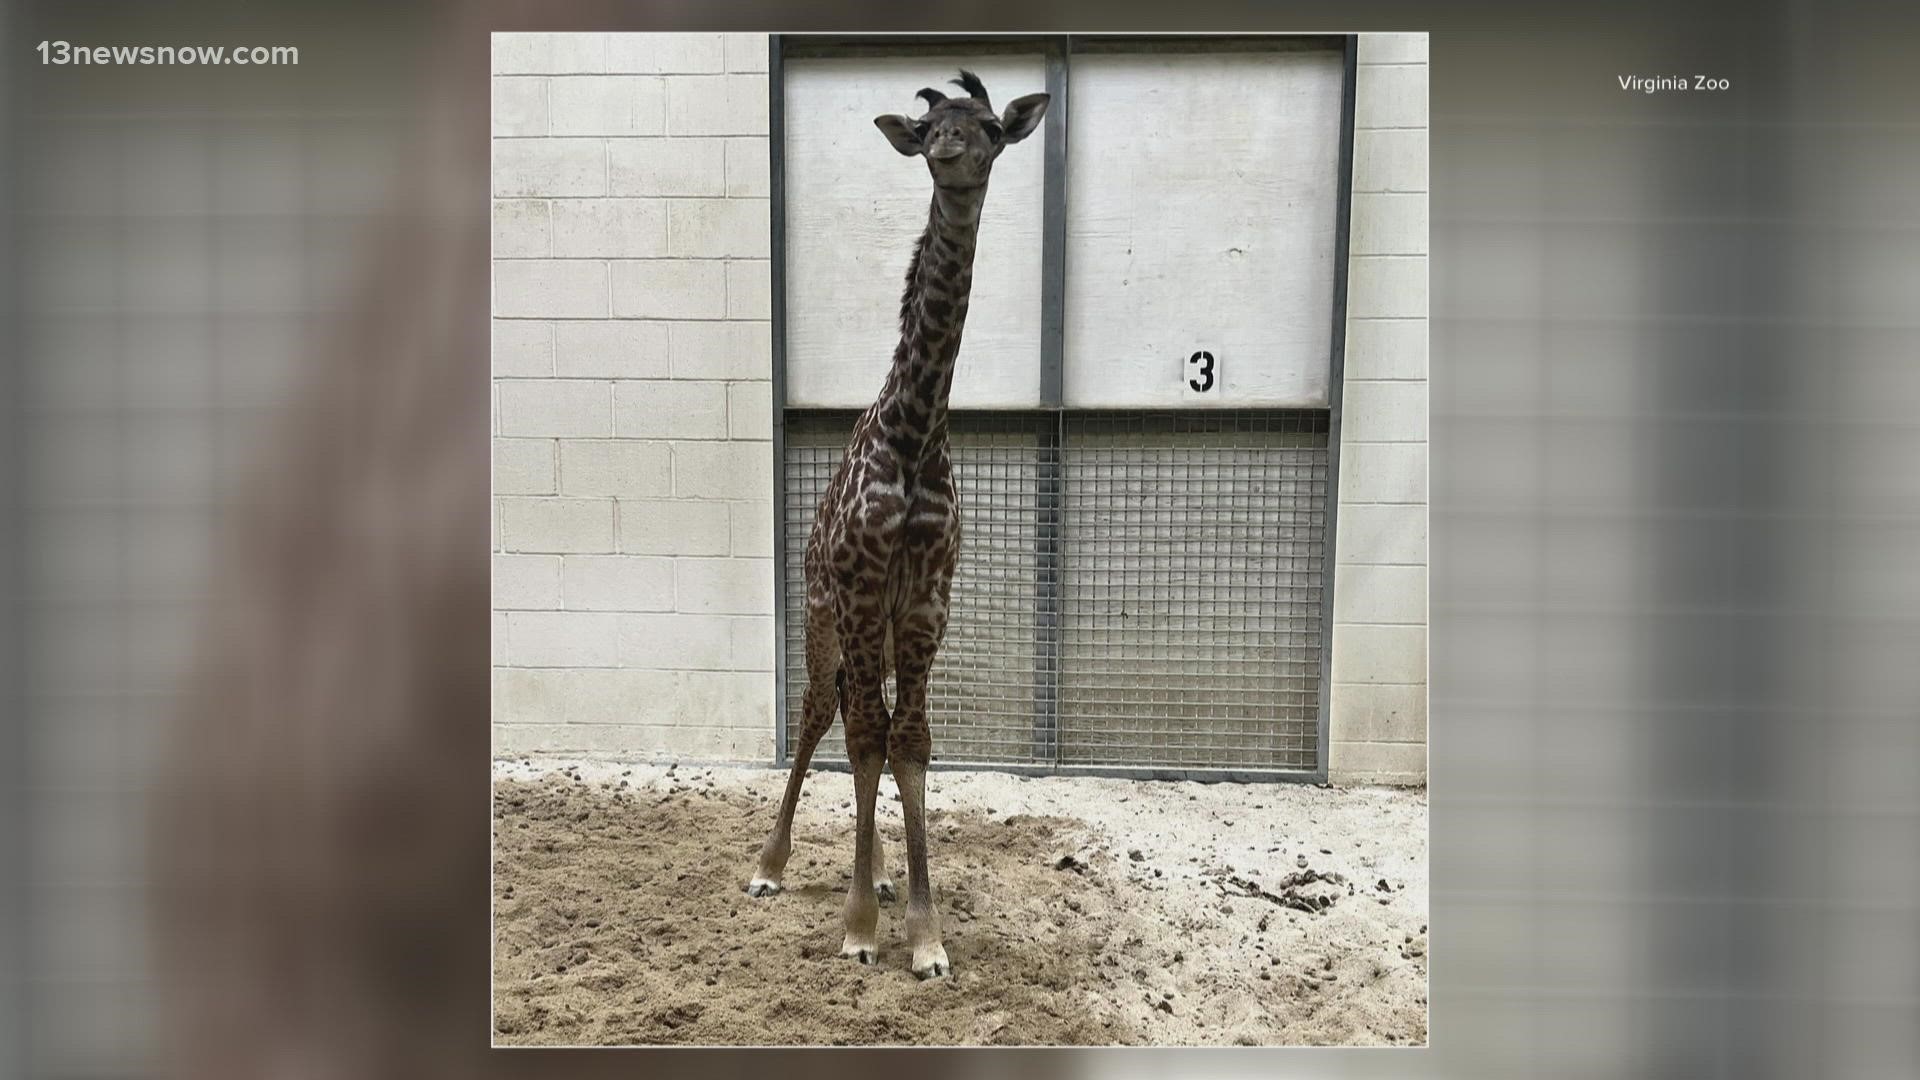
[{"x1": 748, "y1": 604, "x2": 839, "y2": 897}]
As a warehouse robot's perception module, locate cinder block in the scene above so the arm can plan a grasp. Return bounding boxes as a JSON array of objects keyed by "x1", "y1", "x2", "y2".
[
  {"x1": 494, "y1": 553, "x2": 562, "y2": 610},
  {"x1": 727, "y1": 381, "x2": 772, "y2": 440},
  {"x1": 492, "y1": 33, "x2": 606, "y2": 75},
  {"x1": 606, "y1": 33, "x2": 725, "y2": 74},
  {"x1": 507, "y1": 610, "x2": 620, "y2": 666},
  {"x1": 666, "y1": 74, "x2": 771, "y2": 136},
  {"x1": 730, "y1": 499, "x2": 773, "y2": 558},
  {"x1": 1339, "y1": 442, "x2": 1427, "y2": 504},
  {"x1": 726, "y1": 259, "x2": 771, "y2": 319},
  {"x1": 1335, "y1": 503, "x2": 1428, "y2": 567},
  {"x1": 611, "y1": 259, "x2": 728, "y2": 318},
  {"x1": 1341, "y1": 380, "x2": 1428, "y2": 443},
  {"x1": 558, "y1": 440, "x2": 672, "y2": 497},
  {"x1": 549, "y1": 76, "x2": 667, "y2": 137},
  {"x1": 1346, "y1": 255, "x2": 1426, "y2": 319},
  {"x1": 671, "y1": 320, "x2": 770, "y2": 380},
  {"x1": 723, "y1": 138, "x2": 770, "y2": 197},
  {"x1": 1358, "y1": 32, "x2": 1427, "y2": 64},
  {"x1": 722, "y1": 34, "x2": 768, "y2": 73},
  {"x1": 729, "y1": 616, "x2": 774, "y2": 670},
  {"x1": 497, "y1": 379, "x2": 610, "y2": 437},
  {"x1": 1356, "y1": 63, "x2": 1428, "y2": 129},
  {"x1": 554, "y1": 320, "x2": 670, "y2": 378},
  {"x1": 492, "y1": 77, "x2": 547, "y2": 137},
  {"x1": 492, "y1": 139, "x2": 606, "y2": 197},
  {"x1": 550, "y1": 199, "x2": 667, "y2": 258},
  {"x1": 492, "y1": 199, "x2": 550, "y2": 257},
  {"x1": 499, "y1": 497, "x2": 616, "y2": 553},
  {"x1": 656, "y1": 725, "x2": 768, "y2": 760},
  {"x1": 1349, "y1": 192, "x2": 1427, "y2": 256},
  {"x1": 498, "y1": 667, "x2": 680, "y2": 725},
  {"x1": 563, "y1": 554, "x2": 676, "y2": 611},
  {"x1": 1353, "y1": 128, "x2": 1428, "y2": 193},
  {"x1": 493, "y1": 260, "x2": 609, "y2": 318},
  {"x1": 1330, "y1": 623, "x2": 1427, "y2": 685},
  {"x1": 668, "y1": 198, "x2": 769, "y2": 258},
  {"x1": 1333, "y1": 563, "x2": 1429, "y2": 625},
  {"x1": 617, "y1": 498, "x2": 732, "y2": 555},
  {"x1": 618, "y1": 612, "x2": 734, "y2": 669},
  {"x1": 674, "y1": 441, "x2": 771, "y2": 499},
  {"x1": 1343, "y1": 317, "x2": 1427, "y2": 381},
  {"x1": 613, "y1": 380, "x2": 728, "y2": 438},
  {"x1": 492, "y1": 320, "x2": 552, "y2": 377},
  {"x1": 1328, "y1": 740, "x2": 1427, "y2": 785},
  {"x1": 1329, "y1": 681, "x2": 1428, "y2": 743},
  {"x1": 495, "y1": 668, "x2": 561, "y2": 726},
  {"x1": 494, "y1": 721, "x2": 672, "y2": 756},
  {"x1": 674, "y1": 557, "x2": 772, "y2": 615},
  {"x1": 493, "y1": 438, "x2": 557, "y2": 495},
  {"x1": 609, "y1": 137, "x2": 724, "y2": 196},
  {"x1": 493, "y1": 612, "x2": 509, "y2": 666},
  {"x1": 678, "y1": 670, "x2": 774, "y2": 729}
]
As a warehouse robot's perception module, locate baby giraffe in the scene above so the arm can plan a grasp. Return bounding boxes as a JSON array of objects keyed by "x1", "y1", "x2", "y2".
[{"x1": 746, "y1": 71, "x2": 1050, "y2": 979}]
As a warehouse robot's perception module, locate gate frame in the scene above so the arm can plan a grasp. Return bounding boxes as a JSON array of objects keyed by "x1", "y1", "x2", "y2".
[{"x1": 769, "y1": 33, "x2": 1357, "y2": 784}]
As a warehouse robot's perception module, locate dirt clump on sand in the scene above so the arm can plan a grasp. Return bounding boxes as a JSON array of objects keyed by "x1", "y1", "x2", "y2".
[{"x1": 493, "y1": 761, "x2": 1427, "y2": 1046}]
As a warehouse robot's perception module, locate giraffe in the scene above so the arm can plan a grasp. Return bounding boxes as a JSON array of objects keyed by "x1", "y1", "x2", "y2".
[{"x1": 745, "y1": 70, "x2": 1050, "y2": 980}]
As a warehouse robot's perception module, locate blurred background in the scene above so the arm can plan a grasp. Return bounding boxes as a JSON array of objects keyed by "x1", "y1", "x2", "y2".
[{"x1": 3, "y1": 0, "x2": 1918, "y2": 1078}]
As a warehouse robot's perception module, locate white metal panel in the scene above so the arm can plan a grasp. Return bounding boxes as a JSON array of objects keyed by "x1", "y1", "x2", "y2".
[
  {"x1": 1064, "y1": 49, "x2": 1343, "y2": 408},
  {"x1": 783, "y1": 55, "x2": 1047, "y2": 409}
]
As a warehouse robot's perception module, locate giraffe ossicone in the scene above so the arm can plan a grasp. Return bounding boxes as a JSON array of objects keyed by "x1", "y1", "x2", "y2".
[{"x1": 746, "y1": 70, "x2": 1049, "y2": 982}]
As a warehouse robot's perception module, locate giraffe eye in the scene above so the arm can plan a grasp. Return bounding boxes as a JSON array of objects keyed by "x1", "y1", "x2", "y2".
[
  {"x1": 983, "y1": 122, "x2": 1003, "y2": 142},
  {"x1": 913, "y1": 121, "x2": 930, "y2": 140}
]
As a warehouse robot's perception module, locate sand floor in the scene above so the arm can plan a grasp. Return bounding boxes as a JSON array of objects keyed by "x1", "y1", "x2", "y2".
[{"x1": 492, "y1": 759, "x2": 1426, "y2": 1046}]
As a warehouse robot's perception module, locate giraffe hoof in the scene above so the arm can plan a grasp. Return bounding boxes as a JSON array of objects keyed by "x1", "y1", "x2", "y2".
[
  {"x1": 874, "y1": 879, "x2": 897, "y2": 903},
  {"x1": 839, "y1": 940, "x2": 880, "y2": 965},
  {"x1": 911, "y1": 944, "x2": 952, "y2": 980},
  {"x1": 746, "y1": 878, "x2": 782, "y2": 898}
]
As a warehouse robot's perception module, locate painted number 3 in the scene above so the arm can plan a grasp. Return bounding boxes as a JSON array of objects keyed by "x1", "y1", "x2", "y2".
[{"x1": 1187, "y1": 350, "x2": 1216, "y2": 392}]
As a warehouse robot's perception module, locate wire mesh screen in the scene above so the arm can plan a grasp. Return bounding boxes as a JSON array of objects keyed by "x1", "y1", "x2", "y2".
[
  {"x1": 783, "y1": 413, "x2": 1055, "y2": 765},
  {"x1": 1058, "y1": 411, "x2": 1329, "y2": 770},
  {"x1": 780, "y1": 409, "x2": 1328, "y2": 774}
]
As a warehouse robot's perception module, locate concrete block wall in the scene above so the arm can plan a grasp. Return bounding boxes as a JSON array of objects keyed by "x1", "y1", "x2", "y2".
[
  {"x1": 1328, "y1": 32, "x2": 1429, "y2": 785},
  {"x1": 492, "y1": 33, "x2": 775, "y2": 760}
]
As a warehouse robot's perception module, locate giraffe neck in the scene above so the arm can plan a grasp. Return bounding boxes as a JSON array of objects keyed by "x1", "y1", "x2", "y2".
[{"x1": 874, "y1": 183, "x2": 985, "y2": 463}]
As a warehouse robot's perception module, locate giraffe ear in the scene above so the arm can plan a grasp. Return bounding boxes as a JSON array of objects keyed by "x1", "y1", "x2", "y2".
[
  {"x1": 874, "y1": 114, "x2": 923, "y2": 156},
  {"x1": 999, "y1": 93, "x2": 1050, "y2": 144}
]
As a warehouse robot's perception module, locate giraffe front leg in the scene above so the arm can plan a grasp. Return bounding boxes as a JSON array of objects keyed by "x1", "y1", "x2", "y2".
[
  {"x1": 840, "y1": 735, "x2": 887, "y2": 964},
  {"x1": 870, "y1": 817, "x2": 896, "y2": 903},
  {"x1": 890, "y1": 672, "x2": 948, "y2": 979},
  {"x1": 838, "y1": 667, "x2": 890, "y2": 964}
]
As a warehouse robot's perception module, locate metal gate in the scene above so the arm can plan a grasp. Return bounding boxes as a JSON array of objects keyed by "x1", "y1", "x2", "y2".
[
  {"x1": 770, "y1": 33, "x2": 1356, "y2": 782},
  {"x1": 779, "y1": 409, "x2": 1330, "y2": 778}
]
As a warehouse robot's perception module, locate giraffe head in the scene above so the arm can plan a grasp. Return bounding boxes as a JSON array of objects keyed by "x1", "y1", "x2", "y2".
[{"x1": 874, "y1": 69, "x2": 1049, "y2": 189}]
